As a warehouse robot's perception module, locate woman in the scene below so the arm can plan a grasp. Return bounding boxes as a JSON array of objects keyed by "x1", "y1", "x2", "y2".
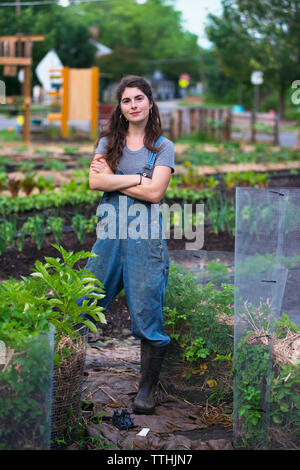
[{"x1": 83, "y1": 75, "x2": 174, "y2": 415}]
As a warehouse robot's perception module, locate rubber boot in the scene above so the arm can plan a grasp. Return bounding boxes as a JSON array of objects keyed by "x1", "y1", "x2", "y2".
[{"x1": 133, "y1": 340, "x2": 168, "y2": 415}]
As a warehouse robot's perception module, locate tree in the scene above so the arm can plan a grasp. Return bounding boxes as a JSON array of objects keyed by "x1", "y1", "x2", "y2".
[
  {"x1": 205, "y1": 2, "x2": 263, "y2": 106},
  {"x1": 206, "y1": 0, "x2": 300, "y2": 116},
  {"x1": 75, "y1": 0, "x2": 201, "y2": 83},
  {"x1": 0, "y1": 2, "x2": 97, "y2": 93}
]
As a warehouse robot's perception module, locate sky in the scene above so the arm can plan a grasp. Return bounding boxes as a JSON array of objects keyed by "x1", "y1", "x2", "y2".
[{"x1": 172, "y1": 0, "x2": 223, "y2": 48}]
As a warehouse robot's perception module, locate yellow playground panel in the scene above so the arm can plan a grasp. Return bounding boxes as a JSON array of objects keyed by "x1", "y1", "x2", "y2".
[{"x1": 47, "y1": 66, "x2": 99, "y2": 139}]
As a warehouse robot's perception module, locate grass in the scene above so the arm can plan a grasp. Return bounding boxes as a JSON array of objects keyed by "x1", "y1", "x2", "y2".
[{"x1": 0, "y1": 129, "x2": 22, "y2": 142}]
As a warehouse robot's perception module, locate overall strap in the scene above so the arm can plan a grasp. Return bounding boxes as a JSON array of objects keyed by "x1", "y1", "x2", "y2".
[{"x1": 142, "y1": 136, "x2": 165, "y2": 176}]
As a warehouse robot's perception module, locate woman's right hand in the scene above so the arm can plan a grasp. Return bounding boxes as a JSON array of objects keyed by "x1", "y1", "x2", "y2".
[{"x1": 90, "y1": 155, "x2": 113, "y2": 174}]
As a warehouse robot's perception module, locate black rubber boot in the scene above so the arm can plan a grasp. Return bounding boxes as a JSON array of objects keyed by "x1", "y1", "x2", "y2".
[{"x1": 133, "y1": 340, "x2": 168, "y2": 415}]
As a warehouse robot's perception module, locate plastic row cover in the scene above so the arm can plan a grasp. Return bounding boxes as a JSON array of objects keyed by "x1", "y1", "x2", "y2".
[
  {"x1": 0, "y1": 327, "x2": 54, "y2": 450},
  {"x1": 234, "y1": 188, "x2": 300, "y2": 449}
]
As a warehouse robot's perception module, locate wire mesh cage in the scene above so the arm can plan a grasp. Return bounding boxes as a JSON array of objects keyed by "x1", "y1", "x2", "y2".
[
  {"x1": 233, "y1": 188, "x2": 300, "y2": 450},
  {"x1": 50, "y1": 328, "x2": 88, "y2": 449},
  {"x1": 0, "y1": 327, "x2": 54, "y2": 450},
  {"x1": 160, "y1": 260, "x2": 234, "y2": 409}
]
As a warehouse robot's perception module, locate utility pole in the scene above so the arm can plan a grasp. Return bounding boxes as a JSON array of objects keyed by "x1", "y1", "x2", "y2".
[{"x1": 16, "y1": 0, "x2": 21, "y2": 15}]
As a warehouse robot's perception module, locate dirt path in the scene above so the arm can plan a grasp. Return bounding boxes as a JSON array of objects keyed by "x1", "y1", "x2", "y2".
[
  {"x1": 78, "y1": 335, "x2": 233, "y2": 451},
  {"x1": 73, "y1": 249, "x2": 235, "y2": 451}
]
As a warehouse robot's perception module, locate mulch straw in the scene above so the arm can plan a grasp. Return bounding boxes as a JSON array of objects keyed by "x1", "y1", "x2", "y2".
[{"x1": 246, "y1": 330, "x2": 300, "y2": 366}]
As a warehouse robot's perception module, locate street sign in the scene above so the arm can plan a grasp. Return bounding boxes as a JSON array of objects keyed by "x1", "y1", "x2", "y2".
[
  {"x1": 35, "y1": 50, "x2": 63, "y2": 92},
  {"x1": 251, "y1": 71, "x2": 263, "y2": 85},
  {"x1": 179, "y1": 73, "x2": 190, "y2": 88}
]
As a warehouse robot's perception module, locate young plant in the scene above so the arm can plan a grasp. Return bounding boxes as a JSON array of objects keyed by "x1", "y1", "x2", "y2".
[
  {"x1": 35, "y1": 175, "x2": 55, "y2": 193},
  {"x1": 20, "y1": 172, "x2": 37, "y2": 196},
  {"x1": 72, "y1": 214, "x2": 88, "y2": 244},
  {"x1": 47, "y1": 216, "x2": 64, "y2": 245},
  {"x1": 42, "y1": 159, "x2": 67, "y2": 171},
  {"x1": 0, "y1": 171, "x2": 7, "y2": 191},
  {"x1": 0, "y1": 218, "x2": 17, "y2": 254},
  {"x1": 28, "y1": 244, "x2": 107, "y2": 345},
  {"x1": 7, "y1": 178, "x2": 21, "y2": 198},
  {"x1": 22, "y1": 215, "x2": 45, "y2": 250},
  {"x1": 63, "y1": 146, "x2": 79, "y2": 156}
]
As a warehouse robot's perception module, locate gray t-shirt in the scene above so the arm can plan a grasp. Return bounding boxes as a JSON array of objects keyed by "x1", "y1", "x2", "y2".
[{"x1": 95, "y1": 136, "x2": 175, "y2": 177}]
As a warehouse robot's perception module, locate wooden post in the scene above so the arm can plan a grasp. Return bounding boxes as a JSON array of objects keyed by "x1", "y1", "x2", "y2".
[
  {"x1": 251, "y1": 110, "x2": 256, "y2": 144},
  {"x1": 61, "y1": 67, "x2": 69, "y2": 138},
  {"x1": 217, "y1": 108, "x2": 223, "y2": 141},
  {"x1": 90, "y1": 66, "x2": 99, "y2": 140},
  {"x1": 273, "y1": 114, "x2": 279, "y2": 146},
  {"x1": 224, "y1": 109, "x2": 231, "y2": 141},
  {"x1": 23, "y1": 65, "x2": 31, "y2": 144},
  {"x1": 171, "y1": 108, "x2": 180, "y2": 140}
]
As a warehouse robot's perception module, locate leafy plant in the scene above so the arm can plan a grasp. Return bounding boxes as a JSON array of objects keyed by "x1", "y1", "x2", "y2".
[
  {"x1": 72, "y1": 214, "x2": 88, "y2": 244},
  {"x1": 7, "y1": 178, "x2": 21, "y2": 198},
  {"x1": 0, "y1": 217, "x2": 17, "y2": 254},
  {"x1": 20, "y1": 172, "x2": 37, "y2": 196},
  {"x1": 35, "y1": 175, "x2": 55, "y2": 193},
  {"x1": 0, "y1": 280, "x2": 53, "y2": 449},
  {"x1": 46, "y1": 216, "x2": 64, "y2": 245},
  {"x1": 28, "y1": 244, "x2": 107, "y2": 344},
  {"x1": 22, "y1": 215, "x2": 45, "y2": 250},
  {"x1": 206, "y1": 260, "x2": 230, "y2": 284},
  {"x1": 42, "y1": 159, "x2": 67, "y2": 171},
  {"x1": 182, "y1": 337, "x2": 210, "y2": 361},
  {"x1": 0, "y1": 171, "x2": 7, "y2": 191},
  {"x1": 164, "y1": 264, "x2": 234, "y2": 361},
  {"x1": 63, "y1": 146, "x2": 79, "y2": 156}
]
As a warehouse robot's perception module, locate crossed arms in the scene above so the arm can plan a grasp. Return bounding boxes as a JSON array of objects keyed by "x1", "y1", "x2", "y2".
[{"x1": 89, "y1": 154, "x2": 172, "y2": 204}]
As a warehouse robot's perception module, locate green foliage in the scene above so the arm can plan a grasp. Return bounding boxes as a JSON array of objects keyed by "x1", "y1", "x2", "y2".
[
  {"x1": 0, "y1": 333, "x2": 53, "y2": 450},
  {"x1": 71, "y1": 214, "x2": 88, "y2": 244},
  {"x1": 182, "y1": 337, "x2": 210, "y2": 361},
  {"x1": 35, "y1": 175, "x2": 55, "y2": 193},
  {"x1": 63, "y1": 146, "x2": 79, "y2": 156},
  {"x1": 0, "y1": 245, "x2": 108, "y2": 449},
  {"x1": 206, "y1": 0, "x2": 300, "y2": 116},
  {"x1": 0, "y1": 217, "x2": 17, "y2": 254},
  {"x1": 22, "y1": 215, "x2": 45, "y2": 250},
  {"x1": 28, "y1": 244, "x2": 106, "y2": 343},
  {"x1": 234, "y1": 312, "x2": 300, "y2": 449},
  {"x1": 46, "y1": 216, "x2": 64, "y2": 245},
  {"x1": 79, "y1": 0, "x2": 201, "y2": 82},
  {"x1": 42, "y1": 159, "x2": 67, "y2": 171},
  {"x1": 0, "y1": 279, "x2": 53, "y2": 449},
  {"x1": 164, "y1": 264, "x2": 234, "y2": 362},
  {"x1": 205, "y1": 260, "x2": 230, "y2": 284}
]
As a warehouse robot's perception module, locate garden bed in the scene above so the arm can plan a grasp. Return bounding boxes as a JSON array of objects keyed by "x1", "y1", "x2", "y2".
[{"x1": 0, "y1": 227, "x2": 235, "y2": 282}]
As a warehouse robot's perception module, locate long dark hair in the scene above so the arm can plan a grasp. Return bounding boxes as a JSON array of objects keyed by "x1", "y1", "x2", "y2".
[{"x1": 94, "y1": 75, "x2": 162, "y2": 172}]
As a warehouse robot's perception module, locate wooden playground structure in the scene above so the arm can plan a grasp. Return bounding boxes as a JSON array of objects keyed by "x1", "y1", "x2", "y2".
[
  {"x1": 0, "y1": 34, "x2": 100, "y2": 142},
  {"x1": 0, "y1": 34, "x2": 44, "y2": 144},
  {"x1": 47, "y1": 66, "x2": 99, "y2": 140}
]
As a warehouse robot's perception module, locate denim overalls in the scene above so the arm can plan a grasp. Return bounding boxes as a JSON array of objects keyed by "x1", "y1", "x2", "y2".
[{"x1": 78, "y1": 137, "x2": 170, "y2": 347}]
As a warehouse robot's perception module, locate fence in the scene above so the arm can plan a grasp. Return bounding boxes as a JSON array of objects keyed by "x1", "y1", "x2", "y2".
[
  {"x1": 98, "y1": 104, "x2": 279, "y2": 145},
  {"x1": 170, "y1": 107, "x2": 279, "y2": 145}
]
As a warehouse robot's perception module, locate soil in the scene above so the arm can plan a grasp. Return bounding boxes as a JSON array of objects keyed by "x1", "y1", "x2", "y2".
[
  {"x1": 0, "y1": 227, "x2": 234, "y2": 338},
  {"x1": 0, "y1": 227, "x2": 234, "y2": 282}
]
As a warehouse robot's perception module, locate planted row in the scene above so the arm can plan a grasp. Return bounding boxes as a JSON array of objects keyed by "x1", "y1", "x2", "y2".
[{"x1": 0, "y1": 214, "x2": 98, "y2": 254}]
